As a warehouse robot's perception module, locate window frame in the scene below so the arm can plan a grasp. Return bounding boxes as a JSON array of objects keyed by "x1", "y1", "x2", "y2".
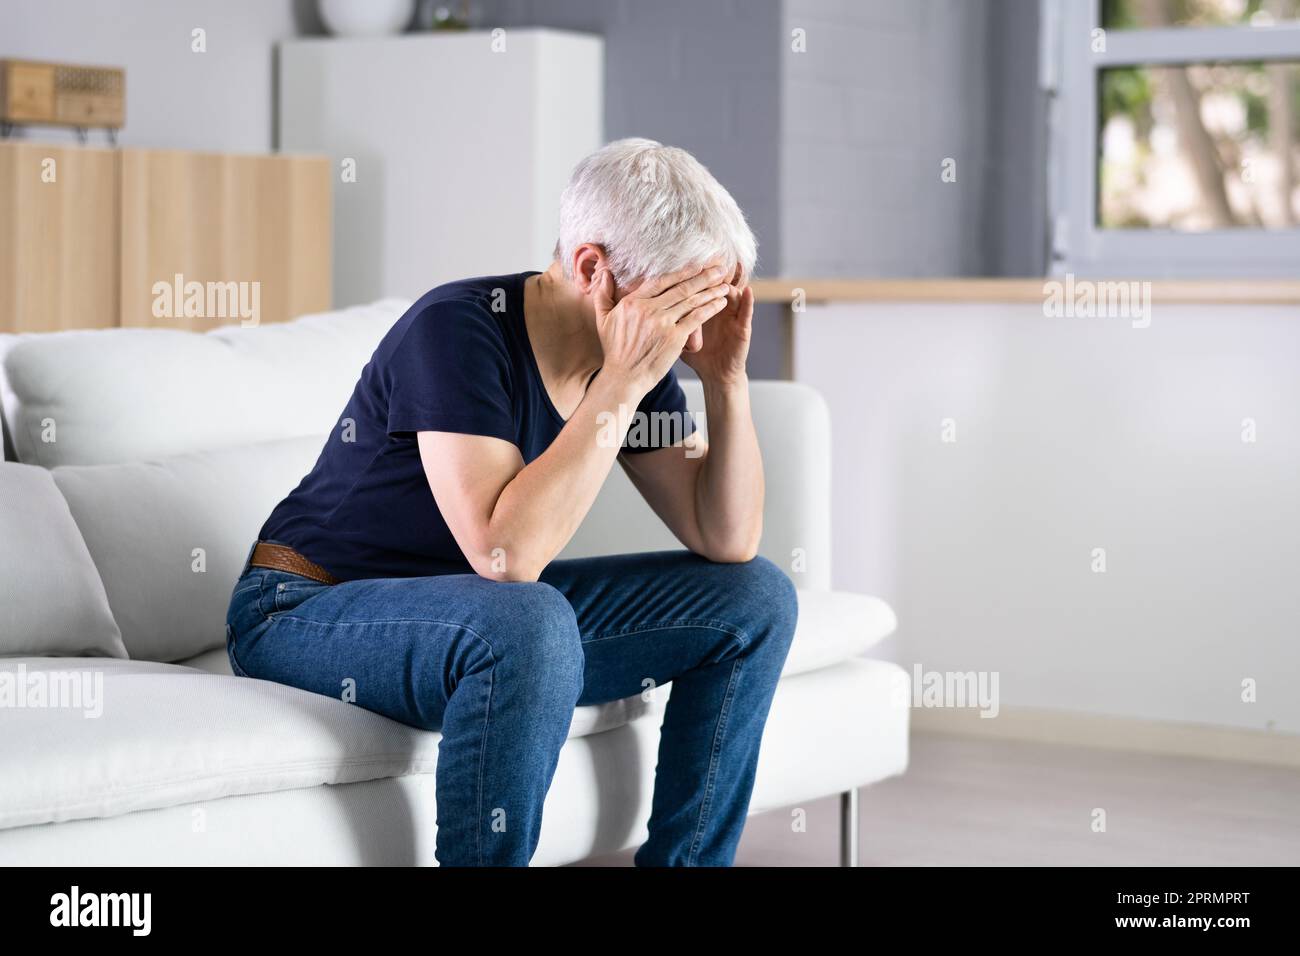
[{"x1": 1048, "y1": 0, "x2": 1300, "y2": 277}]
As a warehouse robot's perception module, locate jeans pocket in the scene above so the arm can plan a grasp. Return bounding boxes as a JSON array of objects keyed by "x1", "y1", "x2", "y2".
[{"x1": 273, "y1": 579, "x2": 329, "y2": 615}]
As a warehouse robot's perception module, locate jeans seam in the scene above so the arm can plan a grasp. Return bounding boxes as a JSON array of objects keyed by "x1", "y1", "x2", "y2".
[
  {"x1": 476, "y1": 664, "x2": 494, "y2": 867},
  {"x1": 688, "y1": 656, "x2": 743, "y2": 866},
  {"x1": 225, "y1": 631, "x2": 251, "y2": 679},
  {"x1": 586, "y1": 618, "x2": 749, "y2": 648},
  {"x1": 272, "y1": 616, "x2": 510, "y2": 639}
]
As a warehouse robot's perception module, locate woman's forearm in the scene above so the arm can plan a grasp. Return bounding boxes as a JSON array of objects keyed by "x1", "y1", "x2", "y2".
[
  {"x1": 482, "y1": 370, "x2": 645, "y2": 580},
  {"x1": 694, "y1": 376, "x2": 764, "y2": 562}
]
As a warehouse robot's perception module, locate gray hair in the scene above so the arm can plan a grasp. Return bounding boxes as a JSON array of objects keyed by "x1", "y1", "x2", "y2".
[{"x1": 554, "y1": 138, "x2": 758, "y2": 286}]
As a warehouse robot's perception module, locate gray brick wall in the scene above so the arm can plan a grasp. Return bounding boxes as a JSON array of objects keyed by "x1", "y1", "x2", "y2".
[{"x1": 780, "y1": 0, "x2": 1047, "y2": 277}]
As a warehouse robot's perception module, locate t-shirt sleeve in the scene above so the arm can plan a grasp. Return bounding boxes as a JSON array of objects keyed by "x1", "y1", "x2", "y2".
[
  {"x1": 621, "y1": 366, "x2": 697, "y2": 454},
  {"x1": 384, "y1": 302, "x2": 517, "y2": 444}
]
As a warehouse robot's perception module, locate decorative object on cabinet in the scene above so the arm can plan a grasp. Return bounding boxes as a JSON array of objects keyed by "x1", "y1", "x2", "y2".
[
  {"x1": 0, "y1": 59, "x2": 125, "y2": 145},
  {"x1": 427, "y1": 1, "x2": 473, "y2": 30},
  {"x1": 317, "y1": 0, "x2": 416, "y2": 38}
]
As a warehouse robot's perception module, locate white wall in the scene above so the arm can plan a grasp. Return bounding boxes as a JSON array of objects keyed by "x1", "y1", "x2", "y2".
[
  {"x1": 4, "y1": 0, "x2": 298, "y2": 151},
  {"x1": 797, "y1": 300, "x2": 1300, "y2": 733}
]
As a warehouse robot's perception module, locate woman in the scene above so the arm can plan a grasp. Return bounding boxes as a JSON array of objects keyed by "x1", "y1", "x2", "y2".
[{"x1": 225, "y1": 138, "x2": 798, "y2": 866}]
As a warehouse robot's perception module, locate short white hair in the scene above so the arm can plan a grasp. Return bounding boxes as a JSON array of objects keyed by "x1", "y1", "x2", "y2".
[{"x1": 554, "y1": 138, "x2": 757, "y2": 286}]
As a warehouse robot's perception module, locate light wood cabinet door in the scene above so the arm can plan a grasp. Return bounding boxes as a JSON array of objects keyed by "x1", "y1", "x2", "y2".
[
  {"x1": 119, "y1": 149, "x2": 332, "y2": 332},
  {"x1": 0, "y1": 143, "x2": 331, "y2": 333},
  {"x1": 0, "y1": 142, "x2": 119, "y2": 333}
]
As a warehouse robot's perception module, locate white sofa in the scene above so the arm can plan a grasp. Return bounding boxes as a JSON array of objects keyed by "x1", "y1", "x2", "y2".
[{"x1": 0, "y1": 301, "x2": 908, "y2": 866}]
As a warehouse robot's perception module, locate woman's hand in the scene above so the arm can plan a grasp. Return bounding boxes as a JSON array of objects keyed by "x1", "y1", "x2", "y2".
[
  {"x1": 679, "y1": 264, "x2": 753, "y2": 387},
  {"x1": 593, "y1": 264, "x2": 731, "y2": 397}
]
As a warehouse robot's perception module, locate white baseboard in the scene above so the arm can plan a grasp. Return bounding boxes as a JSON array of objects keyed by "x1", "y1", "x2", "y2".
[{"x1": 909, "y1": 706, "x2": 1300, "y2": 768}]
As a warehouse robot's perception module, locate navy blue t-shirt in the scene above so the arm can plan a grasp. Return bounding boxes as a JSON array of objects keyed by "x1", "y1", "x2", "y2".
[{"x1": 259, "y1": 271, "x2": 694, "y2": 581}]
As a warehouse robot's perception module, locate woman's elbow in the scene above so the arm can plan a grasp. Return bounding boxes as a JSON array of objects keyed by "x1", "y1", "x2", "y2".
[
  {"x1": 465, "y1": 541, "x2": 545, "y2": 583},
  {"x1": 476, "y1": 565, "x2": 543, "y2": 584},
  {"x1": 706, "y1": 545, "x2": 760, "y2": 564},
  {"x1": 699, "y1": 530, "x2": 763, "y2": 564}
]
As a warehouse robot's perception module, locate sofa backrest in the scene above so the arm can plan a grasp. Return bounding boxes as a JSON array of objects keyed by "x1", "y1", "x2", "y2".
[
  {"x1": 3, "y1": 302, "x2": 832, "y2": 662},
  {"x1": 1, "y1": 299, "x2": 410, "y2": 467}
]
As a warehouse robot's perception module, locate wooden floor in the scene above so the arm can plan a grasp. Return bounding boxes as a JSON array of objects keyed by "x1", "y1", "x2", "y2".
[{"x1": 573, "y1": 732, "x2": 1300, "y2": 866}]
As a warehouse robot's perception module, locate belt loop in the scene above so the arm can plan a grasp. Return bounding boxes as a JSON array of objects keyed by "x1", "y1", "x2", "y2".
[{"x1": 241, "y1": 540, "x2": 259, "y2": 577}]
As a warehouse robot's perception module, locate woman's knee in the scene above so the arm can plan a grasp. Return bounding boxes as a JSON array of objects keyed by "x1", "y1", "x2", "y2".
[
  {"x1": 723, "y1": 555, "x2": 799, "y2": 646},
  {"x1": 483, "y1": 581, "x2": 584, "y2": 685}
]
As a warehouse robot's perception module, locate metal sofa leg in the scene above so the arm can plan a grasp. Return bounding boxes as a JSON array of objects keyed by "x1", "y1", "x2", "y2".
[{"x1": 840, "y1": 788, "x2": 859, "y2": 867}]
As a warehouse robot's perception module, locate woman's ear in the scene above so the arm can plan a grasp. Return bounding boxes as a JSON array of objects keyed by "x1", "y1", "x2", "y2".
[{"x1": 571, "y1": 244, "x2": 608, "y2": 295}]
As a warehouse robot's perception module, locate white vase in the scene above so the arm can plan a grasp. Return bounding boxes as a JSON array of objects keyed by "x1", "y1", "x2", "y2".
[{"x1": 318, "y1": 0, "x2": 415, "y2": 37}]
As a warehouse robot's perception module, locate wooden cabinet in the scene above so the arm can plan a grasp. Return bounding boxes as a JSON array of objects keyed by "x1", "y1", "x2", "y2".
[{"x1": 0, "y1": 142, "x2": 331, "y2": 332}]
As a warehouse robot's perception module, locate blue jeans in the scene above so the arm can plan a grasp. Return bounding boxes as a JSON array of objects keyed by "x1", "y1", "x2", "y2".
[{"x1": 225, "y1": 547, "x2": 798, "y2": 866}]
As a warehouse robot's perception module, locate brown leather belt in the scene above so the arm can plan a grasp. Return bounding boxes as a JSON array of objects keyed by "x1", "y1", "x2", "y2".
[{"x1": 249, "y1": 541, "x2": 340, "y2": 585}]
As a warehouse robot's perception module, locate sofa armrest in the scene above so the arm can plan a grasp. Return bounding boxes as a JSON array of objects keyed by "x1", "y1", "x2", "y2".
[{"x1": 562, "y1": 379, "x2": 833, "y2": 590}]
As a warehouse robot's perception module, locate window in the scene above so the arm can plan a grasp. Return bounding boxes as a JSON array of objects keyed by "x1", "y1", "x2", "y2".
[
  {"x1": 1100, "y1": 61, "x2": 1298, "y2": 230},
  {"x1": 1046, "y1": 0, "x2": 1300, "y2": 276},
  {"x1": 1103, "y1": 0, "x2": 1298, "y2": 30}
]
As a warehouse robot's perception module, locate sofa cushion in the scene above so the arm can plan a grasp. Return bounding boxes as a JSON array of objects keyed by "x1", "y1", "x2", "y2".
[
  {"x1": 0, "y1": 656, "x2": 657, "y2": 831},
  {"x1": 782, "y1": 590, "x2": 897, "y2": 677},
  {"x1": 0, "y1": 657, "x2": 910, "y2": 865},
  {"x1": 0, "y1": 463, "x2": 125, "y2": 658},
  {"x1": 2, "y1": 299, "x2": 409, "y2": 467},
  {"x1": 51, "y1": 437, "x2": 326, "y2": 663}
]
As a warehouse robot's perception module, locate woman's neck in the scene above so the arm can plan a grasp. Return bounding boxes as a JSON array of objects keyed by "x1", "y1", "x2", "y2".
[{"x1": 524, "y1": 262, "x2": 605, "y2": 391}]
